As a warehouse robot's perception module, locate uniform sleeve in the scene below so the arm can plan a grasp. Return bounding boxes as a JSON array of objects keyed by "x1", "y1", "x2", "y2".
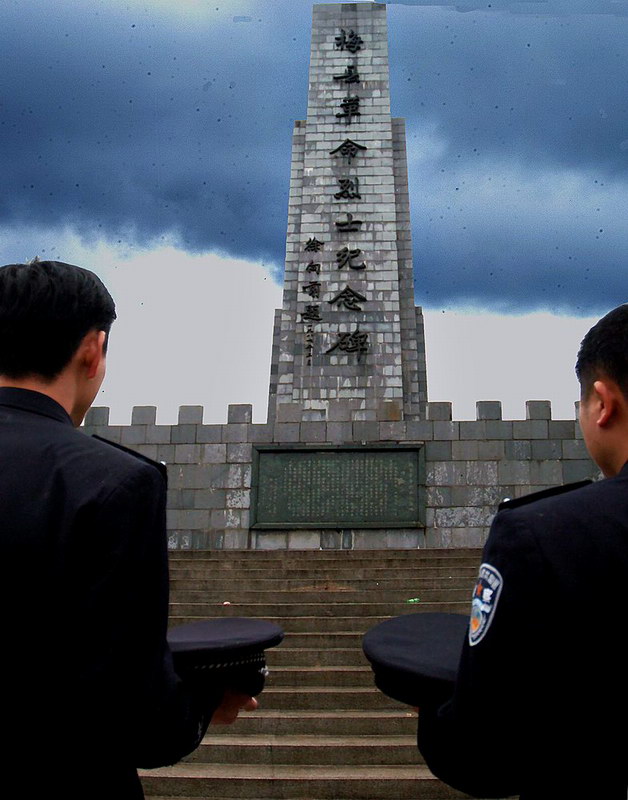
[
  {"x1": 417, "y1": 509, "x2": 549, "y2": 798},
  {"x1": 72, "y1": 461, "x2": 224, "y2": 768}
]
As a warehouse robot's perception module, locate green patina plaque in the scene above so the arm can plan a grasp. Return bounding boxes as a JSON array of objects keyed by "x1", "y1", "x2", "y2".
[{"x1": 252, "y1": 446, "x2": 423, "y2": 529}]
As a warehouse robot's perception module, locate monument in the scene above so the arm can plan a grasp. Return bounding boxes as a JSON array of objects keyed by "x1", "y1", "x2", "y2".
[
  {"x1": 267, "y1": 2, "x2": 427, "y2": 424},
  {"x1": 84, "y1": 2, "x2": 600, "y2": 551}
]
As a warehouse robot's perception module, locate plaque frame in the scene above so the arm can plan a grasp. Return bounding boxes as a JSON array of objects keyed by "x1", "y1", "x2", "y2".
[{"x1": 250, "y1": 444, "x2": 425, "y2": 530}]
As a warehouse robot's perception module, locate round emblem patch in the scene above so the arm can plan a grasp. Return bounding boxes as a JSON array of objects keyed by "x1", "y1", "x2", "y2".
[{"x1": 469, "y1": 563, "x2": 503, "y2": 647}]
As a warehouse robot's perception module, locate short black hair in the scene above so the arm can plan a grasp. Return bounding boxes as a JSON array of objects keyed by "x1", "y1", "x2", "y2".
[
  {"x1": 0, "y1": 259, "x2": 116, "y2": 380},
  {"x1": 575, "y1": 304, "x2": 628, "y2": 399}
]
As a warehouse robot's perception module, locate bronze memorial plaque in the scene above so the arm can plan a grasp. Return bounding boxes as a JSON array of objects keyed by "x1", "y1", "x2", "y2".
[{"x1": 252, "y1": 446, "x2": 423, "y2": 529}]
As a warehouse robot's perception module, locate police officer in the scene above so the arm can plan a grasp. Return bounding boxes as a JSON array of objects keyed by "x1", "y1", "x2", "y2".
[
  {"x1": 418, "y1": 305, "x2": 628, "y2": 799},
  {"x1": 0, "y1": 260, "x2": 256, "y2": 799}
]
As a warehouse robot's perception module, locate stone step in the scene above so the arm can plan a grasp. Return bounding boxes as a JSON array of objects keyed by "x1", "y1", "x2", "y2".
[
  {"x1": 169, "y1": 566, "x2": 479, "y2": 582},
  {"x1": 267, "y1": 666, "x2": 373, "y2": 687},
  {"x1": 170, "y1": 558, "x2": 480, "y2": 577},
  {"x1": 169, "y1": 578, "x2": 476, "y2": 595},
  {"x1": 168, "y1": 547, "x2": 482, "y2": 564},
  {"x1": 169, "y1": 581, "x2": 473, "y2": 603},
  {"x1": 265, "y1": 647, "x2": 372, "y2": 667},
  {"x1": 158, "y1": 550, "x2": 477, "y2": 800},
  {"x1": 140, "y1": 763, "x2": 469, "y2": 799},
  {"x1": 248, "y1": 687, "x2": 397, "y2": 711},
  {"x1": 168, "y1": 596, "x2": 471, "y2": 617},
  {"x1": 186, "y1": 734, "x2": 421, "y2": 766},
  {"x1": 206, "y1": 710, "x2": 417, "y2": 737},
  {"x1": 188, "y1": 614, "x2": 449, "y2": 634},
  {"x1": 168, "y1": 603, "x2": 470, "y2": 630},
  {"x1": 263, "y1": 616, "x2": 428, "y2": 634}
]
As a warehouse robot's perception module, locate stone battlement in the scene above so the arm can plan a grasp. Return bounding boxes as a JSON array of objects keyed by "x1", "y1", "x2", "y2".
[
  {"x1": 85, "y1": 398, "x2": 577, "y2": 429},
  {"x1": 82, "y1": 398, "x2": 597, "y2": 552}
]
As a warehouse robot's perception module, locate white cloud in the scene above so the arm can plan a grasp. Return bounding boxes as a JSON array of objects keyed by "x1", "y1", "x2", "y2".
[
  {"x1": 0, "y1": 227, "x2": 604, "y2": 425},
  {"x1": 423, "y1": 308, "x2": 599, "y2": 419},
  {"x1": 0, "y1": 227, "x2": 283, "y2": 423},
  {"x1": 98, "y1": 247, "x2": 283, "y2": 423}
]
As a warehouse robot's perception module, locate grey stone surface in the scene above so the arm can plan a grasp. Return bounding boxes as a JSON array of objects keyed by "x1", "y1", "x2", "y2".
[
  {"x1": 549, "y1": 420, "x2": 576, "y2": 439},
  {"x1": 513, "y1": 420, "x2": 549, "y2": 440},
  {"x1": 203, "y1": 444, "x2": 227, "y2": 463},
  {"x1": 425, "y1": 441, "x2": 452, "y2": 460},
  {"x1": 135, "y1": 444, "x2": 159, "y2": 461},
  {"x1": 222, "y1": 424, "x2": 248, "y2": 443},
  {"x1": 379, "y1": 421, "x2": 405, "y2": 440},
  {"x1": 352, "y1": 421, "x2": 380, "y2": 441},
  {"x1": 273, "y1": 423, "x2": 301, "y2": 443},
  {"x1": 146, "y1": 425, "x2": 172, "y2": 444},
  {"x1": 84, "y1": 406, "x2": 110, "y2": 426},
  {"x1": 227, "y1": 443, "x2": 253, "y2": 463},
  {"x1": 432, "y1": 422, "x2": 459, "y2": 441},
  {"x1": 477, "y1": 441, "x2": 505, "y2": 460},
  {"x1": 485, "y1": 421, "x2": 514, "y2": 440},
  {"x1": 459, "y1": 421, "x2": 487, "y2": 440},
  {"x1": 131, "y1": 406, "x2": 157, "y2": 425},
  {"x1": 562, "y1": 439, "x2": 590, "y2": 459},
  {"x1": 171, "y1": 424, "x2": 197, "y2": 444},
  {"x1": 178, "y1": 406, "x2": 204, "y2": 425},
  {"x1": 505, "y1": 440, "x2": 532, "y2": 460},
  {"x1": 228, "y1": 404, "x2": 253, "y2": 424},
  {"x1": 288, "y1": 531, "x2": 322, "y2": 549},
  {"x1": 476, "y1": 401, "x2": 502, "y2": 420},
  {"x1": 526, "y1": 400, "x2": 552, "y2": 420},
  {"x1": 300, "y1": 421, "x2": 327, "y2": 442},
  {"x1": 427, "y1": 402, "x2": 452, "y2": 421},
  {"x1": 531, "y1": 440, "x2": 562, "y2": 460},
  {"x1": 563, "y1": 460, "x2": 600, "y2": 483},
  {"x1": 327, "y1": 422, "x2": 353, "y2": 442},
  {"x1": 174, "y1": 445, "x2": 201, "y2": 464},
  {"x1": 255, "y1": 532, "x2": 289, "y2": 550},
  {"x1": 120, "y1": 426, "x2": 147, "y2": 445}
]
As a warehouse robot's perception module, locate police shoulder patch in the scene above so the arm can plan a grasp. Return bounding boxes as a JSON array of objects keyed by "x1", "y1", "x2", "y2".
[{"x1": 469, "y1": 563, "x2": 503, "y2": 647}]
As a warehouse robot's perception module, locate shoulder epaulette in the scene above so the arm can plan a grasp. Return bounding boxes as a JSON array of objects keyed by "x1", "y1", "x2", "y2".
[
  {"x1": 92, "y1": 434, "x2": 168, "y2": 484},
  {"x1": 498, "y1": 479, "x2": 592, "y2": 512}
]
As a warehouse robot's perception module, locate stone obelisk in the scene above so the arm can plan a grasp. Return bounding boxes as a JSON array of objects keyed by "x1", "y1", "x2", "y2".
[{"x1": 268, "y1": 2, "x2": 427, "y2": 425}]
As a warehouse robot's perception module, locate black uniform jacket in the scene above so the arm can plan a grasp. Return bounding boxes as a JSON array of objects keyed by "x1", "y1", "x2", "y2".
[
  {"x1": 418, "y1": 469, "x2": 628, "y2": 800},
  {"x1": 0, "y1": 388, "x2": 220, "y2": 799}
]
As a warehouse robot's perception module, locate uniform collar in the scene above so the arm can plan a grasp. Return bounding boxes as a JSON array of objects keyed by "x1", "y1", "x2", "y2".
[{"x1": 0, "y1": 387, "x2": 74, "y2": 426}]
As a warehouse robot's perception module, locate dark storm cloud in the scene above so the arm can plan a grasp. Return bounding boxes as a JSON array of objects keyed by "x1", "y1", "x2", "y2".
[
  {"x1": 0, "y1": 0, "x2": 308, "y2": 262},
  {"x1": 387, "y1": 5, "x2": 628, "y2": 312},
  {"x1": 2, "y1": 0, "x2": 628, "y2": 314},
  {"x1": 384, "y1": 0, "x2": 628, "y2": 13}
]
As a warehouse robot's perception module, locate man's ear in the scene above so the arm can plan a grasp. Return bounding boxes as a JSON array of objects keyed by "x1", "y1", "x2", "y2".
[
  {"x1": 592, "y1": 379, "x2": 619, "y2": 427},
  {"x1": 82, "y1": 329, "x2": 107, "y2": 380}
]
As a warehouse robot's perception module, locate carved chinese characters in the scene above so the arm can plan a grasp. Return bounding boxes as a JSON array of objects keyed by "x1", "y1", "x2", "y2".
[{"x1": 299, "y1": 24, "x2": 372, "y2": 365}]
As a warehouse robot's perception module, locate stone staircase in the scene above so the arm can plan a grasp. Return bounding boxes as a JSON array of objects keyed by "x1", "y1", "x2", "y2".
[{"x1": 141, "y1": 549, "x2": 482, "y2": 800}]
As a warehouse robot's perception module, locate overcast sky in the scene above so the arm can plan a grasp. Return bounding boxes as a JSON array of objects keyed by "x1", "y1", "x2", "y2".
[{"x1": 1, "y1": 0, "x2": 625, "y2": 421}]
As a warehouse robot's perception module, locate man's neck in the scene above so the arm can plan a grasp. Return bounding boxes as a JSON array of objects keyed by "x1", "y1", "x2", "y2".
[{"x1": 0, "y1": 376, "x2": 79, "y2": 426}]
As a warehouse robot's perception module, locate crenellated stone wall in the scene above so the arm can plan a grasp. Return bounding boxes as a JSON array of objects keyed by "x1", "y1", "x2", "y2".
[{"x1": 83, "y1": 398, "x2": 599, "y2": 551}]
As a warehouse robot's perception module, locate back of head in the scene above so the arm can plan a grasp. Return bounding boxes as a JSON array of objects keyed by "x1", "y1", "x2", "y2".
[
  {"x1": 0, "y1": 259, "x2": 116, "y2": 380},
  {"x1": 576, "y1": 304, "x2": 628, "y2": 400}
]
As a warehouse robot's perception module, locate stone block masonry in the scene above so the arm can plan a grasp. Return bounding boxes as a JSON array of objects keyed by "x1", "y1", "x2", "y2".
[
  {"x1": 83, "y1": 398, "x2": 600, "y2": 551},
  {"x1": 268, "y1": 2, "x2": 427, "y2": 425}
]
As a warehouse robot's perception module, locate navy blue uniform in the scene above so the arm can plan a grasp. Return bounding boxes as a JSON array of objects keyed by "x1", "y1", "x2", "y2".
[
  {"x1": 0, "y1": 388, "x2": 220, "y2": 798},
  {"x1": 419, "y1": 471, "x2": 628, "y2": 799}
]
